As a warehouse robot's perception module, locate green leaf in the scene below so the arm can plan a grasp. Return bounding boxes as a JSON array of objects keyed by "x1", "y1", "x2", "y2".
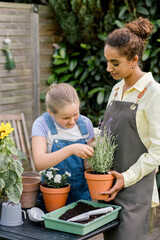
[
  {"x1": 97, "y1": 91, "x2": 104, "y2": 104},
  {"x1": 1, "y1": 169, "x2": 16, "y2": 190},
  {"x1": 150, "y1": 4, "x2": 157, "y2": 15},
  {"x1": 69, "y1": 59, "x2": 78, "y2": 71},
  {"x1": 75, "y1": 67, "x2": 84, "y2": 78},
  {"x1": 79, "y1": 71, "x2": 89, "y2": 84},
  {"x1": 47, "y1": 74, "x2": 58, "y2": 84},
  {"x1": 137, "y1": 7, "x2": 149, "y2": 15},
  {"x1": 156, "y1": 19, "x2": 160, "y2": 27},
  {"x1": 115, "y1": 20, "x2": 124, "y2": 28},
  {"x1": 88, "y1": 87, "x2": 105, "y2": 95},
  {"x1": 55, "y1": 66, "x2": 68, "y2": 74},
  {"x1": 104, "y1": 91, "x2": 111, "y2": 102},
  {"x1": 150, "y1": 58, "x2": 157, "y2": 66},
  {"x1": 64, "y1": 55, "x2": 69, "y2": 65},
  {"x1": 145, "y1": 0, "x2": 152, "y2": 7},
  {"x1": 80, "y1": 43, "x2": 90, "y2": 50},
  {"x1": 0, "y1": 178, "x2": 5, "y2": 191},
  {"x1": 59, "y1": 48, "x2": 66, "y2": 59},
  {"x1": 150, "y1": 48, "x2": 160, "y2": 57},
  {"x1": 153, "y1": 66, "x2": 159, "y2": 73},
  {"x1": 9, "y1": 146, "x2": 19, "y2": 156},
  {"x1": 53, "y1": 59, "x2": 65, "y2": 65},
  {"x1": 118, "y1": 6, "x2": 128, "y2": 19},
  {"x1": 69, "y1": 80, "x2": 77, "y2": 86},
  {"x1": 40, "y1": 92, "x2": 46, "y2": 101},
  {"x1": 95, "y1": 74, "x2": 101, "y2": 81},
  {"x1": 6, "y1": 174, "x2": 23, "y2": 204},
  {"x1": 70, "y1": 52, "x2": 80, "y2": 57},
  {"x1": 53, "y1": 54, "x2": 62, "y2": 59},
  {"x1": 98, "y1": 34, "x2": 106, "y2": 41},
  {"x1": 59, "y1": 74, "x2": 73, "y2": 82},
  {"x1": 11, "y1": 158, "x2": 24, "y2": 177},
  {"x1": 0, "y1": 154, "x2": 11, "y2": 171},
  {"x1": 142, "y1": 49, "x2": 150, "y2": 61}
]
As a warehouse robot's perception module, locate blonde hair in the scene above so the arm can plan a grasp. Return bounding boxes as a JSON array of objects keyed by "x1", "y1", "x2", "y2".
[{"x1": 46, "y1": 83, "x2": 80, "y2": 114}]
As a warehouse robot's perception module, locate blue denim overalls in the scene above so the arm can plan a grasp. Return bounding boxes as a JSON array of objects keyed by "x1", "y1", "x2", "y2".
[{"x1": 43, "y1": 112, "x2": 91, "y2": 204}]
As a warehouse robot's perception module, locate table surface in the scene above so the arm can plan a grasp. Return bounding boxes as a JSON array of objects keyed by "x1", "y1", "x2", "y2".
[{"x1": 0, "y1": 214, "x2": 119, "y2": 240}]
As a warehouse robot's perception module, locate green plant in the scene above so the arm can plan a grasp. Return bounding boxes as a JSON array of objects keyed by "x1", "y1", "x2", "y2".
[
  {"x1": 48, "y1": 0, "x2": 116, "y2": 47},
  {"x1": 40, "y1": 168, "x2": 71, "y2": 188},
  {"x1": 87, "y1": 125, "x2": 117, "y2": 174},
  {"x1": 0, "y1": 122, "x2": 25, "y2": 204},
  {"x1": 3, "y1": 38, "x2": 16, "y2": 71},
  {"x1": 45, "y1": 0, "x2": 160, "y2": 126}
]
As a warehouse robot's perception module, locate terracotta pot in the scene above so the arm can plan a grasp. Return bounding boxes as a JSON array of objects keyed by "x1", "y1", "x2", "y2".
[
  {"x1": 84, "y1": 170, "x2": 114, "y2": 200},
  {"x1": 22, "y1": 172, "x2": 40, "y2": 178},
  {"x1": 20, "y1": 176, "x2": 41, "y2": 208},
  {"x1": 40, "y1": 184, "x2": 70, "y2": 212}
]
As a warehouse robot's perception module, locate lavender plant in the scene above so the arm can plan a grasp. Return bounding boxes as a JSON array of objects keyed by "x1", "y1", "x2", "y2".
[{"x1": 87, "y1": 126, "x2": 117, "y2": 174}]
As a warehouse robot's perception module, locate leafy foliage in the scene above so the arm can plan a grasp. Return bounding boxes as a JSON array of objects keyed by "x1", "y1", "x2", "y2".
[
  {"x1": 11, "y1": 0, "x2": 160, "y2": 125},
  {"x1": 45, "y1": 0, "x2": 160, "y2": 126},
  {"x1": 48, "y1": 0, "x2": 116, "y2": 47},
  {"x1": 0, "y1": 135, "x2": 25, "y2": 203}
]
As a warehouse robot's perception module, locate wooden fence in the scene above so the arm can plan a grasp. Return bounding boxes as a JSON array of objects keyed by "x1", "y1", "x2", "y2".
[{"x1": 0, "y1": 2, "x2": 62, "y2": 136}]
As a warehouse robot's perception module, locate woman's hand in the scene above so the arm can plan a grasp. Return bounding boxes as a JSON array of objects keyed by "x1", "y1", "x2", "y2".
[
  {"x1": 101, "y1": 170, "x2": 124, "y2": 201},
  {"x1": 72, "y1": 143, "x2": 94, "y2": 159}
]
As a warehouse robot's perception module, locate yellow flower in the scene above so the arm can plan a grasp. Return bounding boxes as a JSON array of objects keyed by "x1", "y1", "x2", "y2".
[{"x1": 0, "y1": 122, "x2": 14, "y2": 140}]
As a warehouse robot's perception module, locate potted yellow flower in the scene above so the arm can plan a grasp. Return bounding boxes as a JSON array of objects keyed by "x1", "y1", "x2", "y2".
[
  {"x1": 85, "y1": 124, "x2": 117, "y2": 200},
  {"x1": 0, "y1": 122, "x2": 25, "y2": 204},
  {"x1": 40, "y1": 168, "x2": 71, "y2": 212}
]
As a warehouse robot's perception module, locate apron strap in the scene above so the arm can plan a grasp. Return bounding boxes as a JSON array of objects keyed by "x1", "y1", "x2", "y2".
[{"x1": 130, "y1": 81, "x2": 152, "y2": 110}]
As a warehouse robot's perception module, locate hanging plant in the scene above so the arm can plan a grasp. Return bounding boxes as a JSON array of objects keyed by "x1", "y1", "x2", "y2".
[{"x1": 3, "y1": 37, "x2": 16, "y2": 71}]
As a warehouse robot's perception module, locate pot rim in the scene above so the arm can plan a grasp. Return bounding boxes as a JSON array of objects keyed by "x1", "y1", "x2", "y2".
[
  {"x1": 40, "y1": 183, "x2": 70, "y2": 194},
  {"x1": 85, "y1": 170, "x2": 114, "y2": 180}
]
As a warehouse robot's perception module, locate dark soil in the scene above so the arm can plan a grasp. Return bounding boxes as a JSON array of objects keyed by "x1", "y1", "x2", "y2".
[
  {"x1": 41, "y1": 183, "x2": 69, "y2": 189},
  {"x1": 59, "y1": 202, "x2": 106, "y2": 224},
  {"x1": 89, "y1": 171, "x2": 108, "y2": 174}
]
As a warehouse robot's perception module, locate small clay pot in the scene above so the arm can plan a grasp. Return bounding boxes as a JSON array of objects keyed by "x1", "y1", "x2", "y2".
[
  {"x1": 40, "y1": 184, "x2": 70, "y2": 212},
  {"x1": 20, "y1": 176, "x2": 41, "y2": 208}
]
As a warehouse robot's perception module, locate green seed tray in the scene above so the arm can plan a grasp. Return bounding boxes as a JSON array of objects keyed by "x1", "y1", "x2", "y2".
[{"x1": 43, "y1": 200, "x2": 121, "y2": 235}]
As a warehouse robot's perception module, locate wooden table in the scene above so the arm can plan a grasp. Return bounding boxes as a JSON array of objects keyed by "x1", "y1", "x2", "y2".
[{"x1": 0, "y1": 215, "x2": 119, "y2": 240}]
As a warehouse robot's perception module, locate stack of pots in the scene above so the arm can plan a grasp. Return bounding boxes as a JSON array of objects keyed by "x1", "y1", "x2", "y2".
[{"x1": 20, "y1": 172, "x2": 41, "y2": 209}]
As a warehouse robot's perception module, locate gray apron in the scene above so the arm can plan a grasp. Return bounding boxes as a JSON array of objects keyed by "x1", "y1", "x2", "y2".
[{"x1": 102, "y1": 87, "x2": 154, "y2": 240}]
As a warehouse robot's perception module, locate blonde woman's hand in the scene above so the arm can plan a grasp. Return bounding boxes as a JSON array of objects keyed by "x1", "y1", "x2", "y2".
[{"x1": 71, "y1": 143, "x2": 94, "y2": 159}]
